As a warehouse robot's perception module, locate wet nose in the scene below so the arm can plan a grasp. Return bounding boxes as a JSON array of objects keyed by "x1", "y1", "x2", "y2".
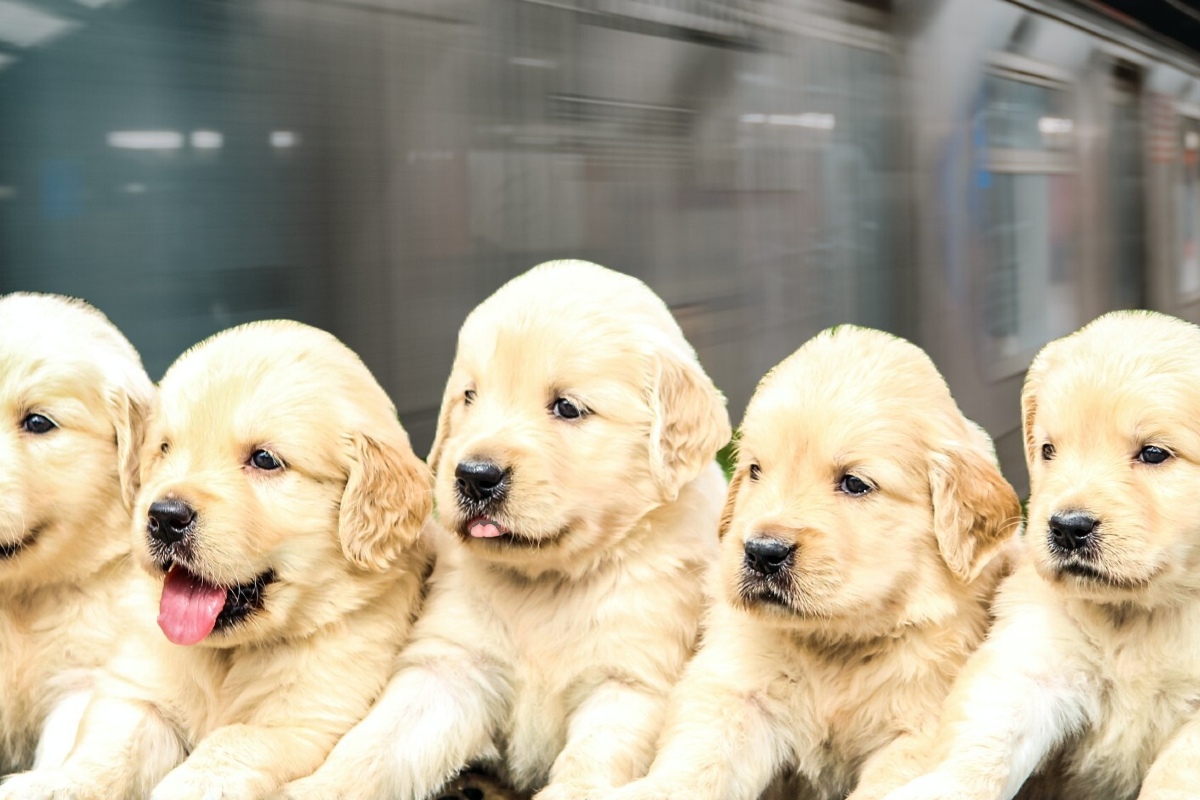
[
  {"x1": 147, "y1": 499, "x2": 196, "y2": 545},
  {"x1": 455, "y1": 460, "x2": 510, "y2": 504},
  {"x1": 1049, "y1": 511, "x2": 1098, "y2": 553},
  {"x1": 743, "y1": 538, "x2": 795, "y2": 576}
]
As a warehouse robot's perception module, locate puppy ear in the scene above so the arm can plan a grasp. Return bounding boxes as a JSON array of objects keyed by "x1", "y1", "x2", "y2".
[
  {"x1": 929, "y1": 435, "x2": 1020, "y2": 583},
  {"x1": 1020, "y1": 358, "x2": 1044, "y2": 467},
  {"x1": 340, "y1": 430, "x2": 432, "y2": 571},
  {"x1": 427, "y1": 385, "x2": 455, "y2": 476},
  {"x1": 718, "y1": 466, "x2": 744, "y2": 539},
  {"x1": 108, "y1": 386, "x2": 152, "y2": 510},
  {"x1": 648, "y1": 351, "x2": 732, "y2": 501}
]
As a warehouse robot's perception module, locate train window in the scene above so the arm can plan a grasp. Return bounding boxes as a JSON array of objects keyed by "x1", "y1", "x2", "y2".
[
  {"x1": 1108, "y1": 79, "x2": 1145, "y2": 310},
  {"x1": 979, "y1": 72, "x2": 1079, "y2": 375},
  {"x1": 1179, "y1": 117, "x2": 1200, "y2": 298}
]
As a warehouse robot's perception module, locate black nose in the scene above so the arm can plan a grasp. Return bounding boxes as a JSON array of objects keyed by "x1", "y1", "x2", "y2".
[
  {"x1": 1049, "y1": 511, "x2": 1098, "y2": 553},
  {"x1": 743, "y1": 538, "x2": 795, "y2": 576},
  {"x1": 455, "y1": 460, "x2": 510, "y2": 504},
  {"x1": 147, "y1": 499, "x2": 196, "y2": 545}
]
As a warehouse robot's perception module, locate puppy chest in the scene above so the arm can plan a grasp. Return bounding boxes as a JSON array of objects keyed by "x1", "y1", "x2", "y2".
[
  {"x1": 784, "y1": 680, "x2": 903, "y2": 791},
  {"x1": 1064, "y1": 664, "x2": 1200, "y2": 793},
  {"x1": 499, "y1": 678, "x2": 568, "y2": 789}
]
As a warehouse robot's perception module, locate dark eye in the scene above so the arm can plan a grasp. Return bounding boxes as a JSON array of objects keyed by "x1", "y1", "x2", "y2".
[
  {"x1": 1041, "y1": 443, "x2": 1055, "y2": 461},
  {"x1": 249, "y1": 449, "x2": 282, "y2": 471},
  {"x1": 464, "y1": 389, "x2": 476, "y2": 405},
  {"x1": 552, "y1": 398, "x2": 584, "y2": 420},
  {"x1": 1138, "y1": 445, "x2": 1171, "y2": 465},
  {"x1": 839, "y1": 474, "x2": 872, "y2": 496},
  {"x1": 160, "y1": 441, "x2": 170, "y2": 454},
  {"x1": 21, "y1": 414, "x2": 56, "y2": 435},
  {"x1": 748, "y1": 463, "x2": 762, "y2": 482}
]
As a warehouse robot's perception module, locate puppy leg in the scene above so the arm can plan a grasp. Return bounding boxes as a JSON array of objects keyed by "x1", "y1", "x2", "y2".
[
  {"x1": 1138, "y1": 712, "x2": 1200, "y2": 799},
  {"x1": 881, "y1": 613, "x2": 1094, "y2": 800},
  {"x1": 534, "y1": 680, "x2": 666, "y2": 800},
  {"x1": 149, "y1": 723, "x2": 337, "y2": 800},
  {"x1": 281, "y1": 659, "x2": 507, "y2": 800},
  {"x1": 32, "y1": 691, "x2": 92, "y2": 770},
  {"x1": 0, "y1": 696, "x2": 183, "y2": 800}
]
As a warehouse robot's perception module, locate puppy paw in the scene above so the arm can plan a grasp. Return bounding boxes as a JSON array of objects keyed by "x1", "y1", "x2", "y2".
[
  {"x1": 601, "y1": 779, "x2": 685, "y2": 800},
  {"x1": 0, "y1": 770, "x2": 88, "y2": 800},
  {"x1": 880, "y1": 773, "x2": 976, "y2": 800},
  {"x1": 534, "y1": 782, "x2": 606, "y2": 800},
  {"x1": 275, "y1": 774, "x2": 354, "y2": 800},
  {"x1": 150, "y1": 770, "x2": 257, "y2": 800}
]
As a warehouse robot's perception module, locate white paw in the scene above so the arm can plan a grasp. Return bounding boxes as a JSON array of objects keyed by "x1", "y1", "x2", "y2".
[
  {"x1": 0, "y1": 770, "x2": 86, "y2": 800},
  {"x1": 602, "y1": 779, "x2": 683, "y2": 800},
  {"x1": 150, "y1": 770, "x2": 247, "y2": 800},
  {"x1": 275, "y1": 774, "x2": 349, "y2": 800},
  {"x1": 881, "y1": 773, "x2": 973, "y2": 800},
  {"x1": 535, "y1": 782, "x2": 605, "y2": 800}
]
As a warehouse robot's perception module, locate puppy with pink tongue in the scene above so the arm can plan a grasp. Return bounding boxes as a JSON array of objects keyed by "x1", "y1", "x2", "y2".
[{"x1": 0, "y1": 321, "x2": 435, "y2": 800}]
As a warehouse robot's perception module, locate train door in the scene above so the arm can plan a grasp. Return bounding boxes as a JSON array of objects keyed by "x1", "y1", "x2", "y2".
[
  {"x1": 906, "y1": 1, "x2": 1107, "y2": 496},
  {"x1": 1147, "y1": 70, "x2": 1200, "y2": 323}
]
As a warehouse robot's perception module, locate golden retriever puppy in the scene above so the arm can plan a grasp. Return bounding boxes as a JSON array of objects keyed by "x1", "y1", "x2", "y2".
[
  {"x1": 282, "y1": 259, "x2": 732, "y2": 800},
  {"x1": 883, "y1": 311, "x2": 1200, "y2": 800},
  {"x1": 607, "y1": 325, "x2": 1021, "y2": 800},
  {"x1": 0, "y1": 294, "x2": 152, "y2": 774},
  {"x1": 0, "y1": 321, "x2": 433, "y2": 800}
]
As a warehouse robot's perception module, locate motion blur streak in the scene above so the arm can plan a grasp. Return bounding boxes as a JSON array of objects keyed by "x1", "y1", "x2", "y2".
[{"x1": 2, "y1": 0, "x2": 1200, "y2": 493}]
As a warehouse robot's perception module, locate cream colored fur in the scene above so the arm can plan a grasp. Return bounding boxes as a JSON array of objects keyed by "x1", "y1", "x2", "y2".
[
  {"x1": 282, "y1": 260, "x2": 731, "y2": 800},
  {"x1": 883, "y1": 311, "x2": 1200, "y2": 800},
  {"x1": 0, "y1": 293, "x2": 152, "y2": 775},
  {"x1": 606, "y1": 326, "x2": 1020, "y2": 800},
  {"x1": 0, "y1": 322, "x2": 433, "y2": 800}
]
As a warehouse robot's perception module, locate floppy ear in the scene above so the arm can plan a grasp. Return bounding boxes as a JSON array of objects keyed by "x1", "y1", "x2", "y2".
[
  {"x1": 929, "y1": 436, "x2": 1020, "y2": 583},
  {"x1": 1020, "y1": 359, "x2": 1043, "y2": 467},
  {"x1": 718, "y1": 466, "x2": 744, "y2": 539},
  {"x1": 340, "y1": 430, "x2": 433, "y2": 571},
  {"x1": 427, "y1": 384, "x2": 456, "y2": 476},
  {"x1": 108, "y1": 386, "x2": 152, "y2": 511},
  {"x1": 648, "y1": 352, "x2": 733, "y2": 501}
]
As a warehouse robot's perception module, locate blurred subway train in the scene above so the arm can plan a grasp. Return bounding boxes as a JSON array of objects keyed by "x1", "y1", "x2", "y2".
[{"x1": 2, "y1": 0, "x2": 1200, "y2": 493}]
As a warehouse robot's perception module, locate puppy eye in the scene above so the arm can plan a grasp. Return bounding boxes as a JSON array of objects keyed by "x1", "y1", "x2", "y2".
[
  {"x1": 464, "y1": 389, "x2": 476, "y2": 406},
  {"x1": 249, "y1": 450, "x2": 283, "y2": 471},
  {"x1": 160, "y1": 441, "x2": 170, "y2": 455},
  {"x1": 839, "y1": 474, "x2": 872, "y2": 496},
  {"x1": 748, "y1": 463, "x2": 762, "y2": 482},
  {"x1": 21, "y1": 413, "x2": 56, "y2": 435},
  {"x1": 1041, "y1": 443, "x2": 1055, "y2": 461},
  {"x1": 552, "y1": 398, "x2": 585, "y2": 420},
  {"x1": 1138, "y1": 445, "x2": 1171, "y2": 465}
]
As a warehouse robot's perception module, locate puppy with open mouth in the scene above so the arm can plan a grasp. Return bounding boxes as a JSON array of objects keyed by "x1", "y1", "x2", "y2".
[
  {"x1": 0, "y1": 321, "x2": 435, "y2": 800},
  {"x1": 883, "y1": 311, "x2": 1200, "y2": 800},
  {"x1": 605, "y1": 326, "x2": 1021, "y2": 800},
  {"x1": 0, "y1": 294, "x2": 153, "y2": 775},
  {"x1": 281, "y1": 260, "x2": 732, "y2": 800}
]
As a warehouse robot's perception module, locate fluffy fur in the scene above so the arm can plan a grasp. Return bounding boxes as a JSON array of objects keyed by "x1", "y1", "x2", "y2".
[
  {"x1": 883, "y1": 311, "x2": 1200, "y2": 800},
  {"x1": 281, "y1": 260, "x2": 732, "y2": 800},
  {"x1": 0, "y1": 293, "x2": 153, "y2": 774},
  {"x1": 0, "y1": 322, "x2": 433, "y2": 800},
  {"x1": 606, "y1": 326, "x2": 1020, "y2": 800}
]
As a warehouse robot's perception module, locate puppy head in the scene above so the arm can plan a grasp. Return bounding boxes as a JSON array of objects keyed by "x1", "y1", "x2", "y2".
[
  {"x1": 429, "y1": 260, "x2": 730, "y2": 575},
  {"x1": 0, "y1": 293, "x2": 152, "y2": 592},
  {"x1": 136, "y1": 321, "x2": 431, "y2": 648},
  {"x1": 720, "y1": 327, "x2": 1019, "y2": 639},
  {"x1": 1023, "y1": 311, "x2": 1200, "y2": 605}
]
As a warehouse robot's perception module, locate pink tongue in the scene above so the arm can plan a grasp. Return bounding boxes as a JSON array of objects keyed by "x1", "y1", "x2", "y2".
[
  {"x1": 469, "y1": 521, "x2": 504, "y2": 538},
  {"x1": 158, "y1": 567, "x2": 228, "y2": 646}
]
